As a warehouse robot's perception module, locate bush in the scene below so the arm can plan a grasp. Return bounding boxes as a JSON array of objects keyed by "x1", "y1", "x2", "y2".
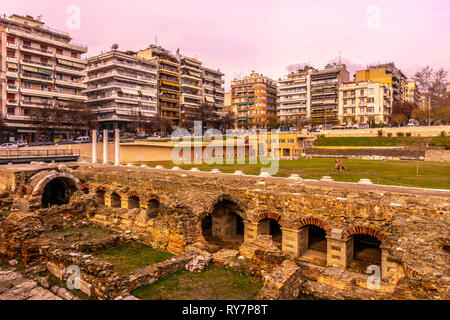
[
  {"x1": 440, "y1": 131, "x2": 447, "y2": 137},
  {"x1": 396, "y1": 132, "x2": 404, "y2": 137},
  {"x1": 377, "y1": 129, "x2": 383, "y2": 137},
  {"x1": 406, "y1": 132, "x2": 412, "y2": 137},
  {"x1": 387, "y1": 132, "x2": 392, "y2": 137}
]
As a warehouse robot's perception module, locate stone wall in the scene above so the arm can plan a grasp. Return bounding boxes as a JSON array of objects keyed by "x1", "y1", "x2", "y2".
[
  {"x1": 318, "y1": 126, "x2": 450, "y2": 138},
  {"x1": 425, "y1": 149, "x2": 450, "y2": 162},
  {"x1": 305, "y1": 147, "x2": 425, "y2": 160}
]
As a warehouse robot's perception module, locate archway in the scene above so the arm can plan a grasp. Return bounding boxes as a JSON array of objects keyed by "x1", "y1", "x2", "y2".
[
  {"x1": 146, "y1": 199, "x2": 160, "y2": 218},
  {"x1": 41, "y1": 177, "x2": 78, "y2": 208},
  {"x1": 258, "y1": 218, "x2": 282, "y2": 245},
  {"x1": 349, "y1": 234, "x2": 382, "y2": 273},
  {"x1": 110, "y1": 193, "x2": 121, "y2": 208},
  {"x1": 201, "y1": 199, "x2": 244, "y2": 247},
  {"x1": 128, "y1": 196, "x2": 140, "y2": 209},
  {"x1": 298, "y1": 225, "x2": 328, "y2": 265},
  {"x1": 81, "y1": 186, "x2": 90, "y2": 194},
  {"x1": 95, "y1": 190, "x2": 106, "y2": 206}
]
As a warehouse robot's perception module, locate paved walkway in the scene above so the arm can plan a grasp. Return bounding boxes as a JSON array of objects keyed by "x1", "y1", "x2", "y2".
[{"x1": 0, "y1": 267, "x2": 61, "y2": 300}]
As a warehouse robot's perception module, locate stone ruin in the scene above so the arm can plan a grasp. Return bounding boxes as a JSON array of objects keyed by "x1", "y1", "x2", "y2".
[{"x1": 0, "y1": 163, "x2": 448, "y2": 300}]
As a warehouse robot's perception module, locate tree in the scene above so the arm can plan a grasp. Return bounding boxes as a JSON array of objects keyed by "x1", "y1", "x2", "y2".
[
  {"x1": 267, "y1": 114, "x2": 280, "y2": 130},
  {"x1": 145, "y1": 114, "x2": 173, "y2": 136},
  {"x1": 411, "y1": 108, "x2": 428, "y2": 125},
  {"x1": 288, "y1": 115, "x2": 310, "y2": 132},
  {"x1": 392, "y1": 114, "x2": 408, "y2": 127}
]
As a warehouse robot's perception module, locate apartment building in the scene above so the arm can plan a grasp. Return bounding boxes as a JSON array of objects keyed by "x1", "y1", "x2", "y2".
[
  {"x1": 137, "y1": 45, "x2": 181, "y2": 125},
  {"x1": 338, "y1": 81, "x2": 393, "y2": 125},
  {"x1": 446, "y1": 82, "x2": 450, "y2": 93},
  {"x1": 277, "y1": 66, "x2": 315, "y2": 123},
  {"x1": 84, "y1": 50, "x2": 158, "y2": 132},
  {"x1": 231, "y1": 72, "x2": 277, "y2": 129},
  {"x1": 177, "y1": 54, "x2": 225, "y2": 123},
  {"x1": 404, "y1": 81, "x2": 420, "y2": 107},
  {"x1": 202, "y1": 67, "x2": 225, "y2": 114},
  {"x1": 178, "y1": 55, "x2": 203, "y2": 122},
  {"x1": 355, "y1": 63, "x2": 407, "y2": 104},
  {"x1": 0, "y1": 14, "x2": 87, "y2": 141},
  {"x1": 310, "y1": 63, "x2": 349, "y2": 126}
]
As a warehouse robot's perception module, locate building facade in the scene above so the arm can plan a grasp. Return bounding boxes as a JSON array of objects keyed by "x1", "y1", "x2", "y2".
[
  {"x1": 84, "y1": 50, "x2": 158, "y2": 132},
  {"x1": 338, "y1": 81, "x2": 393, "y2": 125},
  {"x1": 231, "y1": 72, "x2": 277, "y2": 129},
  {"x1": 202, "y1": 67, "x2": 225, "y2": 115},
  {"x1": 137, "y1": 45, "x2": 181, "y2": 125},
  {"x1": 0, "y1": 14, "x2": 87, "y2": 142},
  {"x1": 277, "y1": 66, "x2": 315, "y2": 123},
  {"x1": 404, "y1": 81, "x2": 420, "y2": 107},
  {"x1": 355, "y1": 63, "x2": 407, "y2": 104},
  {"x1": 310, "y1": 64, "x2": 349, "y2": 126},
  {"x1": 178, "y1": 55, "x2": 203, "y2": 123}
]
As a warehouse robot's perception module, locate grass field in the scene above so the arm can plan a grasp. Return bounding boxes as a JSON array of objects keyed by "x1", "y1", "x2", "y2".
[
  {"x1": 137, "y1": 158, "x2": 450, "y2": 189},
  {"x1": 314, "y1": 136, "x2": 450, "y2": 148},
  {"x1": 92, "y1": 242, "x2": 174, "y2": 275},
  {"x1": 132, "y1": 266, "x2": 263, "y2": 300}
]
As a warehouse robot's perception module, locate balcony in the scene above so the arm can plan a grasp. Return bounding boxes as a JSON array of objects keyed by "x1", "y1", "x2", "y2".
[
  {"x1": 55, "y1": 53, "x2": 86, "y2": 65},
  {"x1": 6, "y1": 42, "x2": 18, "y2": 49},
  {"x1": 6, "y1": 57, "x2": 18, "y2": 64},
  {"x1": 55, "y1": 79, "x2": 87, "y2": 89},
  {"x1": 21, "y1": 72, "x2": 54, "y2": 84},
  {"x1": 159, "y1": 58, "x2": 179, "y2": 68},
  {"x1": 20, "y1": 100, "x2": 50, "y2": 108},
  {"x1": 55, "y1": 65, "x2": 85, "y2": 77},
  {"x1": 21, "y1": 59, "x2": 54, "y2": 70},
  {"x1": 20, "y1": 45, "x2": 54, "y2": 57},
  {"x1": 6, "y1": 84, "x2": 18, "y2": 93},
  {"x1": 6, "y1": 71, "x2": 19, "y2": 79},
  {"x1": 6, "y1": 99, "x2": 18, "y2": 106}
]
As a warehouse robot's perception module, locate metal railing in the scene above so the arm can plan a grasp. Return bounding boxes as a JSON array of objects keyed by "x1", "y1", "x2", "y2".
[{"x1": 0, "y1": 149, "x2": 80, "y2": 159}]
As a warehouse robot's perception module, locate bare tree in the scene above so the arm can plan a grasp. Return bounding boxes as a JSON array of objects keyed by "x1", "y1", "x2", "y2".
[{"x1": 288, "y1": 115, "x2": 310, "y2": 132}]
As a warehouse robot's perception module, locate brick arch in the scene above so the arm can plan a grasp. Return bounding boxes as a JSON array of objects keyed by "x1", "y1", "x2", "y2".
[
  {"x1": 296, "y1": 217, "x2": 332, "y2": 235},
  {"x1": 145, "y1": 194, "x2": 160, "y2": 202},
  {"x1": 31, "y1": 172, "x2": 80, "y2": 196},
  {"x1": 127, "y1": 191, "x2": 141, "y2": 199},
  {"x1": 199, "y1": 194, "x2": 246, "y2": 221},
  {"x1": 80, "y1": 184, "x2": 90, "y2": 192},
  {"x1": 256, "y1": 212, "x2": 286, "y2": 227},
  {"x1": 95, "y1": 186, "x2": 107, "y2": 193},
  {"x1": 343, "y1": 225, "x2": 386, "y2": 242}
]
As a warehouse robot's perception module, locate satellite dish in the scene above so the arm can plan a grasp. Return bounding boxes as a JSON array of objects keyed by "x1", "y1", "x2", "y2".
[{"x1": 111, "y1": 43, "x2": 119, "y2": 51}]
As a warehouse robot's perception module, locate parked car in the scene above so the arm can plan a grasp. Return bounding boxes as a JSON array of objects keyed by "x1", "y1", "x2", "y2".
[
  {"x1": 0, "y1": 143, "x2": 19, "y2": 149},
  {"x1": 16, "y1": 141, "x2": 28, "y2": 147},
  {"x1": 74, "y1": 136, "x2": 91, "y2": 144},
  {"x1": 55, "y1": 140, "x2": 75, "y2": 145}
]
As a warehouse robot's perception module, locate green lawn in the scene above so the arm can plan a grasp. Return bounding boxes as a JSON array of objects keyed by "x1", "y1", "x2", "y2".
[
  {"x1": 92, "y1": 242, "x2": 174, "y2": 275},
  {"x1": 314, "y1": 136, "x2": 450, "y2": 148},
  {"x1": 137, "y1": 158, "x2": 450, "y2": 189},
  {"x1": 132, "y1": 266, "x2": 263, "y2": 300}
]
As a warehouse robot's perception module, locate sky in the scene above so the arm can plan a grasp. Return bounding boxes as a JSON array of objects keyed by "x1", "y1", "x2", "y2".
[{"x1": 3, "y1": 0, "x2": 450, "y2": 89}]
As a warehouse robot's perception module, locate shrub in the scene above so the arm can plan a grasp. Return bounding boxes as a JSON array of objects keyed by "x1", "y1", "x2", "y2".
[
  {"x1": 440, "y1": 131, "x2": 447, "y2": 137},
  {"x1": 377, "y1": 129, "x2": 383, "y2": 137},
  {"x1": 406, "y1": 132, "x2": 412, "y2": 137},
  {"x1": 396, "y1": 132, "x2": 404, "y2": 137},
  {"x1": 387, "y1": 132, "x2": 392, "y2": 137}
]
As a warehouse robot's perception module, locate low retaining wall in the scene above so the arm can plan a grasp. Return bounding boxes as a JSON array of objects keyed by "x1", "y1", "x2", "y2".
[
  {"x1": 319, "y1": 126, "x2": 450, "y2": 138},
  {"x1": 305, "y1": 147, "x2": 425, "y2": 160},
  {"x1": 425, "y1": 149, "x2": 450, "y2": 162}
]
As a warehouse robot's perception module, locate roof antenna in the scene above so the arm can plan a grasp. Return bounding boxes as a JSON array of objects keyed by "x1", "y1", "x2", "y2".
[
  {"x1": 155, "y1": 35, "x2": 158, "y2": 46},
  {"x1": 338, "y1": 50, "x2": 342, "y2": 64}
]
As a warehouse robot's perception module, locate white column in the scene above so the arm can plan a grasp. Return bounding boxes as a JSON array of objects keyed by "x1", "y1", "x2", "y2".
[
  {"x1": 92, "y1": 130, "x2": 97, "y2": 164},
  {"x1": 103, "y1": 129, "x2": 108, "y2": 164},
  {"x1": 114, "y1": 128, "x2": 120, "y2": 166}
]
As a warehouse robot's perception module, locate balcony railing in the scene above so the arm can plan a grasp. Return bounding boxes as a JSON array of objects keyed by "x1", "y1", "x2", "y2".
[
  {"x1": 22, "y1": 59, "x2": 54, "y2": 68},
  {"x1": 21, "y1": 44, "x2": 53, "y2": 55}
]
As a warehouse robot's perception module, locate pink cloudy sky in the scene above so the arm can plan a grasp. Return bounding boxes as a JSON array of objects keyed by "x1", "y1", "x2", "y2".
[{"x1": 3, "y1": 0, "x2": 450, "y2": 89}]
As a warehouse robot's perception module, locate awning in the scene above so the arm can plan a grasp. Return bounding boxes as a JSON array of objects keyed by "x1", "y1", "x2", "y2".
[
  {"x1": 116, "y1": 110, "x2": 133, "y2": 116},
  {"x1": 120, "y1": 88, "x2": 139, "y2": 95},
  {"x1": 205, "y1": 96, "x2": 215, "y2": 103},
  {"x1": 73, "y1": 62, "x2": 85, "y2": 69},
  {"x1": 38, "y1": 68, "x2": 53, "y2": 76},
  {"x1": 58, "y1": 59, "x2": 74, "y2": 66},
  {"x1": 140, "y1": 90, "x2": 156, "y2": 97},
  {"x1": 161, "y1": 80, "x2": 180, "y2": 87},
  {"x1": 141, "y1": 102, "x2": 156, "y2": 107},
  {"x1": 22, "y1": 65, "x2": 39, "y2": 73},
  {"x1": 7, "y1": 62, "x2": 18, "y2": 69}
]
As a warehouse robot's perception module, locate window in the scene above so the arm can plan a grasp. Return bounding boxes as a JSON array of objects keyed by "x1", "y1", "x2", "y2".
[
  {"x1": 71, "y1": 52, "x2": 77, "y2": 58},
  {"x1": 7, "y1": 108, "x2": 15, "y2": 115},
  {"x1": 41, "y1": 57, "x2": 48, "y2": 64},
  {"x1": 41, "y1": 85, "x2": 48, "y2": 91},
  {"x1": 7, "y1": 50, "x2": 15, "y2": 58},
  {"x1": 7, "y1": 36, "x2": 15, "y2": 43},
  {"x1": 24, "y1": 54, "x2": 31, "y2": 60},
  {"x1": 368, "y1": 98, "x2": 375, "y2": 103},
  {"x1": 23, "y1": 40, "x2": 31, "y2": 47},
  {"x1": 368, "y1": 88, "x2": 375, "y2": 94},
  {"x1": 23, "y1": 82, "x2": 31, "y2": 89},
  {"x1": 23, "y1": 108, "x2": 30, "y2": 116},
  {"x1": 40, "y1": 44, "x2": 48, "y2": 51},
  {"x1": 56, "y1": 48, "x2": 63, "y2": 55}
]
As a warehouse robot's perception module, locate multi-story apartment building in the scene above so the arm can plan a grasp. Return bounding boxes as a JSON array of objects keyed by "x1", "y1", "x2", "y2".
[
  {"x1": 231, "y1": 72, "x2": 277, "y2": 129},
  {"x1": 84, "y1": 50, "x2": 158, "y2": 132},
  {"x1": 354, "y1": 63, "x2": 407, "y2": 104},
  {"x1": 178, "y1": 55, "x2": 203, "y2": 122},
  {"x1": 202, "y1": 67, "x2": 225, "y2": 114},
  {"x1": 310, "y1": 63, "x2": 349, "y2": 126},
  {"x1": 338, "y1": 81, "x2": 393, "y2": 125},
  {"x1": 0, "y1": 14, "x2": 87, "y2": 142},
  {"x1": 137, "y1": 45, "x2": 181, "y2": 125},
  {"x1": 446, "y1": 82, "x2": 450, "y2": 93},
  {"x1": 277, "y1": 66, "x2": 315, "y2": 123},
  {"x1": 404, "y1": 81, "x2": 420, "y2": 107}
]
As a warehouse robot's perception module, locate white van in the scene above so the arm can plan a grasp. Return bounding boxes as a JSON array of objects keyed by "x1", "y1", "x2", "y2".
[{"x1": 74, "y1": 136, "x2": 91, "y2": 144}]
